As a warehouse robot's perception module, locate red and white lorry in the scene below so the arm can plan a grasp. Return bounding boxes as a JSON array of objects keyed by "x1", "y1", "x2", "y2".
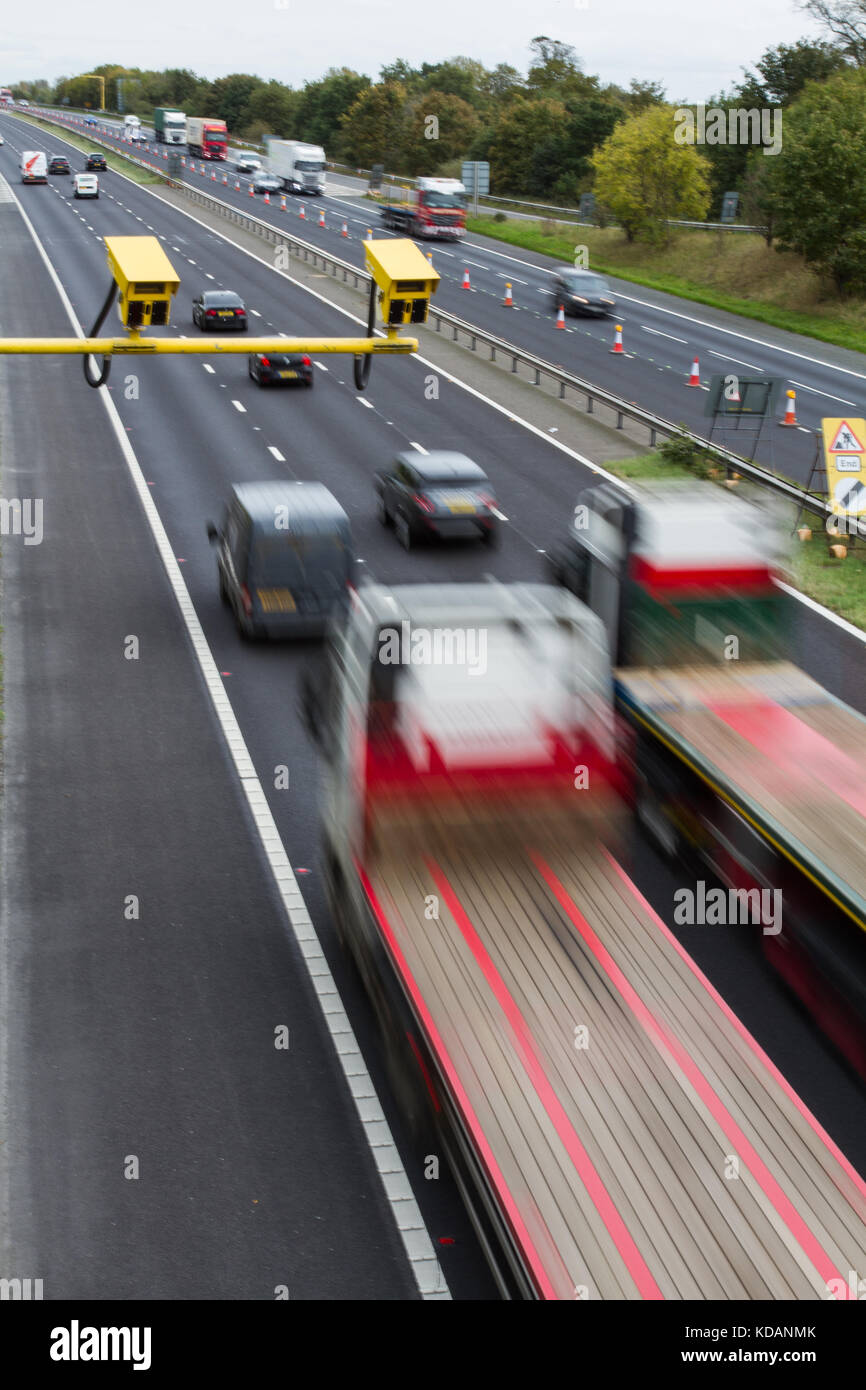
[{"x1": 379, "y1": 177, "x2": 467, "y2": 240}]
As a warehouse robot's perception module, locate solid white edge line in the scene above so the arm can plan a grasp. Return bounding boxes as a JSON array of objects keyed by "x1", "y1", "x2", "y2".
[
  {"x1": 775, "y1": 580, "x2": 866, "y2": 646},
  {"x1": 4, "y1": 172, "x2": 450, "y2": 1302},
  {"x1": 25, "y1": 123, "x2": 857, "y2": 651}
]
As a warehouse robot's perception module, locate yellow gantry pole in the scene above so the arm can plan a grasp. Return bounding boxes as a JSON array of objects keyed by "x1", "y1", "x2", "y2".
[{"x1": 0, "y1": 336, "x2": 418, "y2": 356}]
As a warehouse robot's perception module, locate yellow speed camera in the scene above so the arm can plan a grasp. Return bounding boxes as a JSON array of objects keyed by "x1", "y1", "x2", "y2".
[
  {"x1": 364, "y1": 238, "x2": 439, "y2": 328},
  {"x1": 104, "y1": 236, "x2": 181, "y2": 330}
]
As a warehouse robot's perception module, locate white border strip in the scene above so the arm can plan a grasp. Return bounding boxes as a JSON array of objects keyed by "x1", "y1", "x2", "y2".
[{"x1": 1, "y1": 171, "x2": 450, "y2": 1301}]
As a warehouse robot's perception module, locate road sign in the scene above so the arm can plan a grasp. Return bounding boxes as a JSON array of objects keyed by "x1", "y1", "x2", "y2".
[
  {"x1": 822, "y1": 417, "x2": 866, "y2": 516},
  {"x1": 579, "y1": 192, "x2": 596, "y2": 221},
  {"x1": 461, "y1": 161, "x2": 489, "y2": 195},
  {"x1": 704, "y1": 374, "x2": 781, "y2": 417},
  {"x1": 827, "y1": 419, "x2": 865, "y2": 453},
  {"x1": 720, "y1": 192, "x2": 739, "y2": 224}
]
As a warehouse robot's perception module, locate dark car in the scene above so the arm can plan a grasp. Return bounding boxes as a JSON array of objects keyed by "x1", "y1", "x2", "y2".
[
  {"x1": 375, "y1": 450, "x2": 499, "y2": 551},
  {"x1": 48, "y1": 155, "x2": 71, "y2": 175},
  {"x1": 252, "y1": 170, "x2": 281, "y2": 194},
  {"x1": 248, "y1": 352, "x2": 313, "y2": 387},
  {"x1": 192, "y1": 290, "x2": 247, "y2": 331},
  {"x1": 86, "y1": 153, "x2": 107, "y2": 170},
  {"x1": 206, "y1": 481, "x2": 353, "y2": 640},
  {"x1": 550, "y1": 267, "x2": 616, "y2": 317}
]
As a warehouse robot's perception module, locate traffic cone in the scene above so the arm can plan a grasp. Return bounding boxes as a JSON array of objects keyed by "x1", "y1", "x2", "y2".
[
  {"x1": 610, "y1": 322, "x2": 624, "y2": 353},
  {"x1": 427, "y1": 252, "x2": 433, "y2": 265},
  {"x1": 264, "y1": 191, "x2": 270, "y2": 204},
  {"x1": 211, "y1": 171, "x2": 216, "y2": 181},
  {"x1": 687, "y1": 354, "x2": 700, "y2": 386},
  {"x1": 222, "y1": 173, "x2": 227, "y2": 184},
  {"x1": 779, "y1": 389, "x2": 798, "y2": 426},
  {"x1": 556, "y1": 304, "x2": 566, "y2": 329},
  {"x1": 341, "y1": 220, "x2": 348, "y2": 237},
  {"x1": 248, "y1": 183, "x2": 254, "y2": 197},
  {"x1": 503, "y1": 282, "x2": 513, "y2": 307},
  {"x1": 367, "y1": 228, "x2": 372, "y2": 238},
  {"x1": 318, "y1": 208, "x2": 325, "y2": 227},
  {"x1": 300, "y1": 205, "x2": 306, "y2": 219},
  {"x1": 200, "y1": 164, "x2": 205, "y2": 175},
  {"x1": 235, "y1": 179, "x2": 240, "y2": 190},
  {"x1": 462, "y1": 268, "x2": 471, "y2": 290}
]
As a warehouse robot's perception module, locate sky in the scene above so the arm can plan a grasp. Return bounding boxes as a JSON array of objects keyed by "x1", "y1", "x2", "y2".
[{"x1": 1, "y1": 0, "x2": 825, "y2": 103}]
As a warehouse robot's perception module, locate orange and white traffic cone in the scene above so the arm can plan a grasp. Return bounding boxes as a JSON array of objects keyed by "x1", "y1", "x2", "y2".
[
  {"x1": 300, "y1": 205, "x2": 306, "y2": 219},
  {"x1": 281, "y1": 196, "x2": 287, "y2": 211},
  {"x1": 264, "y1": 191, "x2": 270, "y2": 204},
  {"x1": 556, "y1": 304, "x2": 566, "y2": 329},
  {"x1": 779, "y1": 389, "x2": 798, "y2": 426},
  {"x1": 211, "y1": 171, "x2": 216, "y2": 180},
  {"x1": 222, "y1": 173, "x2": 227, "y2": 184},
  {"x1": 426, "y1": 251, "x2": 433, "y2": 264},
  {"x1": 235, "y1": 179, "x2": 240, "y2": 190},
  {"x1": 248, "y1": 183, "x2": 254, "y2": 196},
  {"x1": 503, "y1": 282, "x2": 513, "y2": 307},
  {"x1": 462, "y1": 268, "x2": 471, "y2": 290},
  {"x1": 318, "y1": 208, "x2": 325, "y2": 227},
  {"x1": 610, "y1": 322, "x2": 624, "y2": 353},
  {"x1": 341, "y1": 220, "x2": 348, "y2": 237},
  {"x1": 200, "y1": 164, "x2": 205, "y2": 175},
  {"x1": 687, "y1": 354, "x2": 700, "y2": 386}
]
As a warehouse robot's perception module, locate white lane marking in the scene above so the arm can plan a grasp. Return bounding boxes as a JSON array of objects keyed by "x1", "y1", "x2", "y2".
[
  {"x1": 268, "y1": 446, "x2": 286, "y2": 461},
  {"x1": 435, "y1": 248, "x2": 455, "y2": 257},
  {"x1": 356, "y1": 396, "x2": 374, "y2": 408},
  {"x1": 709, "y1": 349, "x2": 763, "y2": 371},
  {"x1": 205, "y1": 273, "x2": 215, "y2": 280},
  {"x1": 5, "y1": 176, "x2": 451, "y2": 1304},
  {"x1": 775, "y1": 581, "x2": 866, "y2": 646},
  {"x1": 491, "y1": 507, "x2": 509, "y2": 521},
  {"x1": 408, "y1": 441, "x2": 428, "y2": 453},
  {"x1": 497, "y1": 273, "x2": 528, "y2": 285},
  {"x1": 313, "y1": 361, "x2": 328, "y2": 371},
  {"x1": 249, "y1": 308, "x2": 262, "y2": 317},
  {"x1": 464, "y1": 260, "x2": 487, "y2": 270},
  {"x1": 231, "y1": 399, "x2": 246, "y2": 412},
  {"x1": 642, "y1": 325, "x2": 688, "y2": 344},
  {"x1": 202, "y1": 364, "x2": 215, "y2": 374},
  {"x1": 788, "y1": 379, "x2": 858, "y2": 408}
]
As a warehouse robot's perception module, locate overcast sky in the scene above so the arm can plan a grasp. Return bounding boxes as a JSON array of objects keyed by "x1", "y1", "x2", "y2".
[{"x1": 2, "y1": 0, "x2": 823, "y2": 103}]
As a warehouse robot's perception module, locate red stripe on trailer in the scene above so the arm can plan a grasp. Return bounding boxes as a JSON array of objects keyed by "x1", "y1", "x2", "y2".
[
  {"x1": 427, "y1": 859, "x2": 664, "y2": 1300},
  {"x1": 356, "y1": 861, "x2": 558, "y2": 1299},
  {"x1": 630, "y1": 557, "x2": 775, "y2": 592},
  {"x1": 708, "y1": 698, "x2": 866, "y2": 821},
  {"x1": 536, "y1": 850, "x2": 856, "y2": 1297}
]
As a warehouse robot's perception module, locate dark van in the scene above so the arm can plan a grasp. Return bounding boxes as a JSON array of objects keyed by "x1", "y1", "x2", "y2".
[{"x1": 207, "y1": 481, "x2": 353, "y2": 639}]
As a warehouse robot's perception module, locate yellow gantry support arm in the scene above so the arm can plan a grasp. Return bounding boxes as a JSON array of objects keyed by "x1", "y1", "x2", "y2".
[{"x1": 0, "y1": 336, "x2": 417, "y2": 355}]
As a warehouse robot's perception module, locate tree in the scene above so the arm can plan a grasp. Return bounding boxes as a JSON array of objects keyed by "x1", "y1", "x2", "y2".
[
  {"x1": 799, "y1": 0, "x2": 866, "y2": 63},
  {"x1": 400, "y1": 90, "x2": 481, "y2": 174},
  {"x1": 242, "y1": 81, "x2": 299, "y2": 141},
  {"x1": 488, "y1": 96, "x2": 569, "y2": 194},
  {"x1": 339, "y1": 82, "x2": 407, "y2": 168},
  {"x1": 770, "y1": 67, "x2": 866, "y2": 292},
  {"x1": 623, "y1": 79, "x2": 667, "y2": 113},
  {"x1": 296, "y1": 68, "x2": 370, "y2": 147},
  {"x1": 204, "y1": 74, "x2": 264, "y2": 133},
  {"x1": 592, "y1": 105, "x2": 711, "y2": 242},
  {"x1": 739, "y1": 155, "x2": 782, "y2": 246},
  {"x1": 740, "y1": 37, "x2": 849, "y2": 102}
]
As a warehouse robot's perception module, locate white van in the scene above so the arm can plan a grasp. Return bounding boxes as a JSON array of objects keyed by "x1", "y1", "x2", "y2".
[
  {"x1": 20, "y1": 150, "x2": 47, "y2": 183},
  {"x1": 73, "y1": 172, "x2": 99, "y2": 199}
]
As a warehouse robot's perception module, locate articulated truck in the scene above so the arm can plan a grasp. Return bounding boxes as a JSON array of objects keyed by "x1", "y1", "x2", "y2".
[
  {"x1": 379, "y1": 177, "x2": 467, "y2": 240},
  {"x1": 548, "y1": 478, "x2": 866, "y2": 1079},
  {"x1": 301, "y1": 578, "x2": 866, "y2": 1298},
  {"x1": 186, "y1": 116, "x2": 228, "y2": 160},
  {"x1": 154, "y1": 108, "x2": 186, "y2": 144},
  {"x1": 266, "y1": 140, "x2": 326, "y2": 194}
]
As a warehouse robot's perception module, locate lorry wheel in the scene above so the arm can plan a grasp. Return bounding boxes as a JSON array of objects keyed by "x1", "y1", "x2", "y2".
[{"x1": 395, "y1": 513, "x2": 413, "y2": 551}]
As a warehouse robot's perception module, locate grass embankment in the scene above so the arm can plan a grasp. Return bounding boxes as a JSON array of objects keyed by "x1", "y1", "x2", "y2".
[
  {"x1": 465, "y1": 215, "x2": 866, "y2": 356},
  {"x1": 608, "y1": 449, "x2": 866, "y2": 630},
  {"x1": 12, "y1": 112, "x2": 166, "y2": 187}
]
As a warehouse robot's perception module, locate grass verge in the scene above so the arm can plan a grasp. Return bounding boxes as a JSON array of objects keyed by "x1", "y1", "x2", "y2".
[
  {"x1": 465, "y1": 215, "x2": 866, "y2": 356},
  {"x1": 11, "y1": 112, "x2": 166, "y2": 187}
]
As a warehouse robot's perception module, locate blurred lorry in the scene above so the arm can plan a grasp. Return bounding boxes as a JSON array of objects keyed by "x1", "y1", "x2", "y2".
[
  {"x1": 300, "y1": 578, "x2": 866, "y2": 1299},
  {"x1": 266, "y1": 140, "x2": 326, "y2": 194},
  {"x1": 186, "y1": 116, "x2": 228, "y2": 160},
  {"x1": 548, "y1": 478, "x2": 866, "y2": 1078},
  {"x1": 154, "y1": 108, "x2": 186, "y2": 144},
  {"x1": 379, "y1": 177, "x2": 467, "y2": 240}
]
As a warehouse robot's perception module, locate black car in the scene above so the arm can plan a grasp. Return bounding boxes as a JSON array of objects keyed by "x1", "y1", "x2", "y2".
[
  {"x1": 550, "y1": 267, "x2": 616, "y2": 317},
  {"x1": 248, "y1": 352, "x2": 313, "y2": 387},
  {"x1": 48, "y1": 155, "x2": 70, "y2": 175},
  {"x1": 375, "y1": 450, "x2": 499, "y2": 551},
  {"x1": 192, "y1": 290, "x2": 247, "y2": 331},
  {"x1": 86, "y1": 153, "x2": 107, "y2": 171}
]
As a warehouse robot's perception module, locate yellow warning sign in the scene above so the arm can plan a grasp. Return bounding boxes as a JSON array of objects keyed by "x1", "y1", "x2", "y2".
[{"x1": 822, "y1": 418, "x2": 866, "y2": 516}]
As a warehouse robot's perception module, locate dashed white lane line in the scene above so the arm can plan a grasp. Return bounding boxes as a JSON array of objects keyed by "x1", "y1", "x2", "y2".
[
  {"x1": 313, "y1": 361, "x2": 328, "y2": 371},
  {"x1": 231, "y1": 399, "x2": 246, "y2": 412},
  {"x1": 497, "y1": 273, "x2": 528, "y2": 285},
  {"x1": 642, "y1": 325, "x2": 688, "y2": 344},
  {"x1": 491, "y1": 507, "x2": 509, "y2": 521},
  {"x1": 356, "y1": 396, "x2": 374, "y2": 408},
  {"x1": 205, "y1": 273, "x2": 215, "y2": 280},
  {"x1": 249, "y1": 308, "x2": 262, "y2": 317},
  {"x1": 203, "y1": 364, "x2": 215, "y2": 374},
  {"x1": 789, "y1": 379, "x2": 858, "y2": 408},
  {"x1": 709, "y1": 349, "x2": 764, "y2": 371},
  {"x1": 408, "y1": 441, "x2": 428, "y2": 453},
  {"x1": 268, "y1": 445, "x2": 286, "y2": 461}
]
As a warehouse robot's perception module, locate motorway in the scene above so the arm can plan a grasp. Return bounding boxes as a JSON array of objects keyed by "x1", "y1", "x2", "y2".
[
  {"x1": 2, "y1": 106, "x2": 866, "y2": 1300},
  {"x1": 26, "y1": 107, "x2": 866, "y2": 487}
]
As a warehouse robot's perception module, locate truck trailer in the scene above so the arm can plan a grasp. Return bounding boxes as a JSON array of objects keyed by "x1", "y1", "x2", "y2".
[
  {"x1": 265, "y1": 140, "x2": 326, "y2": 194},
  {"x1": 301, "y1": 578, "x2": 866, "y2": 1298}
]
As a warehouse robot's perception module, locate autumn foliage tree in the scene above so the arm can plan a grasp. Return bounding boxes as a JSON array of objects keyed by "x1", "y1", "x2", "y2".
[{"x1": 592, "y1": 105, "x2": 711, "y2": 242}]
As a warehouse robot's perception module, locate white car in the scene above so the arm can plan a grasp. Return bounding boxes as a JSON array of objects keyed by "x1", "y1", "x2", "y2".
[
  {"x1": 73, "y1": 172, "x2": 99, "y2": 199},
  {"x1": 235, "y1": 152, "x2": 261, "y2": 173},
  {"x1": 0, "y1": 134, "x2": 4, "y2": 145}
]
